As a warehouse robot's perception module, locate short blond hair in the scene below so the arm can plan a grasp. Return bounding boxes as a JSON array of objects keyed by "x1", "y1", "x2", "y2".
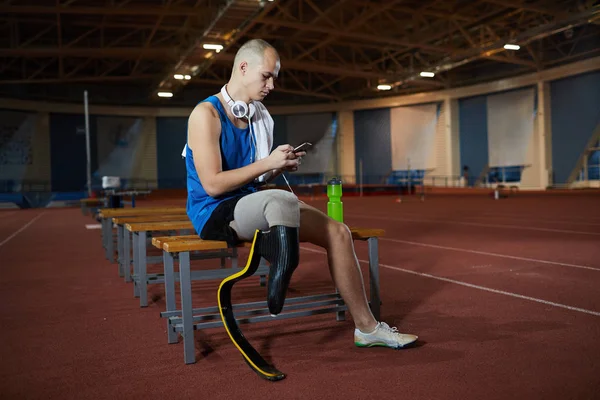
[{"x1": 233, "y1": 39, "x2": 278, "y2": 68}]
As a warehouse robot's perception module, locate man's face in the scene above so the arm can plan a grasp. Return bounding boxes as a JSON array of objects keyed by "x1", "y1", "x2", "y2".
[{"x1": 241, "y1": 48, "x2": 280, "y2": 101}]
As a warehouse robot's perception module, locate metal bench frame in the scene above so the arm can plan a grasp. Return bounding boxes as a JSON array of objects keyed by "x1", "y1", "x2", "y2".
[{"x1": 155, "y1": 234, "x2": 381, "y2": 365}]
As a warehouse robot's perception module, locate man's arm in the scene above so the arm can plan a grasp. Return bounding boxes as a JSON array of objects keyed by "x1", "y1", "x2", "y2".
[
  {"x1": 265, "y1": 168, "x2": 284, "y2": 183},
  {"x1": 188, "y1": 103, "x2": 298, "y2": 197}
]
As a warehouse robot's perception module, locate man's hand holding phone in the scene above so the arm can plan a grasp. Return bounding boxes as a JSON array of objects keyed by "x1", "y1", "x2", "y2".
[
  {"x1": 266, "y1": 142, "x2": 311, "y2": 173},
  {"x1": 293, "y1": 142, "x2": 312, "y2": 154}
]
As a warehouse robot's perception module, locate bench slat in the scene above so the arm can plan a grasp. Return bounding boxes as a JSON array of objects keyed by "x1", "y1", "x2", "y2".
[
  {"x1": 99, "y1": 207, "x2": 185, "y2": 219},
  {"x1": 151, "y1": 235, "x2": 198, "y2": 248},
  {"x1": 350, "y1": 227, "x2": 385, "y2": 240},
  {"x1": 163, "y1": 240, "x2": 231, "y2": 252},
  {"x1": 125, "y1": 220, "x2": 193, "y2": 232},
  {"x1": 113, "y1": 214, "x2": 188, "y2": 225},
  {"x1": 155, "y1": 227, "x2": 384, "y2": 253}
]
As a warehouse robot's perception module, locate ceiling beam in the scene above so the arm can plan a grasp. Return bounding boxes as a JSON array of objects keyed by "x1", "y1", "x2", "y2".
[
  {"x1": 0, "y1": 74, "x2": 157, "y2": 84},
  {"x1": 0, "y1": 18, "x2": 201, "y2": 34},
  {"x1": 293, "y1": 0, "x2": 406, "y2": 61},
  {"x1": 1, "y1": 47, "x2": 179, "y2": 58},
  {"x1": 0, "y1": 5, "x2": 214, "y2": 16},
  {"x1": 480, "y1": 0, "x2": 566, "y2": 17},
  {"x1": 212, "y1": 52, "x2": 403, "y2": 81},
  {"x1": 258, "y1": 17, "x2": 457, "y2": 55},
  {"x1": 189, "y1": 78, "x2": 340, "y2": 100}
]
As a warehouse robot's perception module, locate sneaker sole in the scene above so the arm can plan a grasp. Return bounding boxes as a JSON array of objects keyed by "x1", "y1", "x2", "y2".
[{"x1": 354, "y1": 340, "x2": 416, "y2": 349}]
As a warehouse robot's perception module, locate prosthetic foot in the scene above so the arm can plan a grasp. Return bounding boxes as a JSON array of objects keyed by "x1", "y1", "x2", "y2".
[
  {"x1": 218, "y1": 230, "x2": 287, "y2": 381},
  {"x1": 257, "y1": 225, "x2": 300, "y2": 315}
]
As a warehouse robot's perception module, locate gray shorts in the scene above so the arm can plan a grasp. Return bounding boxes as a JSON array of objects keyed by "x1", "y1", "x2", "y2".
[{"x1": 229, "y1": 189, "x2": 301, "y2": 241}]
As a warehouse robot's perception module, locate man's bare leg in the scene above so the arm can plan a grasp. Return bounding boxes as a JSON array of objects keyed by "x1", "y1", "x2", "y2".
[{"x1": 298, "y1": 202, "x2": 378, "y2": 333}]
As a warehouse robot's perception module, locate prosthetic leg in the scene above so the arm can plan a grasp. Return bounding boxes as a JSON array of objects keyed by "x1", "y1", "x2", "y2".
[{"x1": 217, "y1": 225, "x2": 300, "y2": 381}]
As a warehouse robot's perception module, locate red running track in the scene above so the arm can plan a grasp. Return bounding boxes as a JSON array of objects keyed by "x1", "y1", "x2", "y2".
[{"x1": 0, "y1": 194, "x2": 599, "y2": 399}]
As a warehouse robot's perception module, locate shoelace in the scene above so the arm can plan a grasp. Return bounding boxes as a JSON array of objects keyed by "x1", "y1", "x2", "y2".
[{"x1": 379, "y1": 322, "x2": 400, "y2": 334}]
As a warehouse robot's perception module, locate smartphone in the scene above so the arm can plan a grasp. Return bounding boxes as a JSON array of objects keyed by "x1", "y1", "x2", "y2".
[{"x1": 293, "y1": 142, "x2": 312, "y2": 153}]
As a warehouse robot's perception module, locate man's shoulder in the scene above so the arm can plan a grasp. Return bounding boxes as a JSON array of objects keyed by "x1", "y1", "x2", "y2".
[{"x1": 191, "y1": 98, "x2": 219, "y2": 120}]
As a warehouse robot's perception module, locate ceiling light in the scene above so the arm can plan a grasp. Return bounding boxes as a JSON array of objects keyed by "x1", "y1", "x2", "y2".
[
  {"x1": 184, "y1": 75, "x2": 191, "y2": 80},
  {"x1": 174, "y1": 74, "x2": 184, "y2": 80},
  {"x1": 203, "y1": 44, "x2": 224, "y2": 53},
  {"x1": 157, "y1": 91, "x2": 173, "y2": 98},
  {"x1": 504, "y1": 43, "x2": 520, "y2": 50},
  {"x1": 377, "y1": 84, "x2": 392, "y2": 91},
  {"x1": 419, "y1": 71, "x2": 435, "y2": 78}
]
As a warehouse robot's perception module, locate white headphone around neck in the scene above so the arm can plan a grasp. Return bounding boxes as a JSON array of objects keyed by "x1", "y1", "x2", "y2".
[{"x1": 221, "y1": 84, "x2": 255, "y2": 120}]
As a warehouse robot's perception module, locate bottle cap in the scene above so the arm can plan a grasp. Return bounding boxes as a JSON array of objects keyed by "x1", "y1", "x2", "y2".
[{"x1": 327, "y1": 177, "x2": 342, "y2": 186}]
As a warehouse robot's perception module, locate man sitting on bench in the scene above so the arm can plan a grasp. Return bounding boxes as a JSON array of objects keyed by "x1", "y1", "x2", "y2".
[{"x1": 183, "y1": 38, "x2": 418, "y2": 349}]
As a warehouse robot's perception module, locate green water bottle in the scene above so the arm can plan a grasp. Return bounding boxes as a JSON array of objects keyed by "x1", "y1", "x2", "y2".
[{"x1": 327, "y1": 177, "x2": 343, "y2": 223}]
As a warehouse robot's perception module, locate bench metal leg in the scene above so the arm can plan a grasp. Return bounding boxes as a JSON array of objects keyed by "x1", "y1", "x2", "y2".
[
  {"x1": 368, "y1": 237, "x2": 381, "y2": 321},
  {"x1": 133, "y1": 233, "x2": 140, "y2": 297},
  {"x1": 117, "y1": 225, "x2": 124, "y2": 277},
  {"x1": 107, "y1": 222, "x2": 115, "y2": 264},
  {"x1": 336, "y1": 286, "x2": 346, "y2": 321},
  {"x1": 124, "y1": 229, "x2": 132, "y2": 283},
  {"x1": 102, "y1": 218, "x2": 110, "y2": 257},
  {"x1": 179, "y1": 251, "x2": 195, "y2": 364},
  {"x1": 138, "y1": 231, "x2": 148, "y2": 307},
  {"x1": 231, "y1": 246, "x2": 238, "y2": 269},
  {"x1": 164, "y1": 251, "x2": 178, "y2": 344}
]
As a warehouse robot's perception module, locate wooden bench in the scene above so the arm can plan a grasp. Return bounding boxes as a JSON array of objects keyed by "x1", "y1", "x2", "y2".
[
  {"x1": 152, "y1": 227, "x2": 384, "y2": 365},
  {"x1": 113, "y1": 214, "x2": 190, "y2": 279},
  {"x1": 80, "y1": 197, "x2": 104, "y2": 216},
  {"x1": 125, "y1": 220, "x2": 241, "y2": 307},
  {"x1": 97, "y1": 207, "x2": 186, "y2": 263}
]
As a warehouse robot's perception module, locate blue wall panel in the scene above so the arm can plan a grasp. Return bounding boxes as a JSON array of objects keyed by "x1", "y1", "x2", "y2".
[
  {"x1": 550, "y1": 71, "x2": 600, "y2": 184},
  {"x1": 353, "y1": 108, "x2": 392, "y2": 184},
  {"x1": 459, "y1": 95, "x2": 488, "y2": 185},
  {"x1": 50, "y1": 113, "x2": 98, "y2": 192},
  {"x1": 156, "y1": 117, "x2": 187, "y2": 188}
]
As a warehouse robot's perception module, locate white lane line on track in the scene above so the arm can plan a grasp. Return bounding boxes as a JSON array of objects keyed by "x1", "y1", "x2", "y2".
[
  {"x1": 379, "y1": 237, "x2": 600, "y2": 272},
  {"x1": 300, "y1": 245, "x2": 600, "y2": 317},
  {"x1": 377, "y1": 213, "x2": 600, "y2": 227},
  {"x1": 0, "y1": 213, "x2": 45, "y2": 248}
]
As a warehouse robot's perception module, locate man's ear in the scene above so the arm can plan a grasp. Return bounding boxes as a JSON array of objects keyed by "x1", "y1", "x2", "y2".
[{"x1": 240, "y1": 61, "x2": 248, "y2": 75}]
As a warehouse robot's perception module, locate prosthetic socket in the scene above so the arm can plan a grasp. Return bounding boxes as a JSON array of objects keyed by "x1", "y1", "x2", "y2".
[{"x1": 256, "y1": 225, "x2": 300, "y2": 315}]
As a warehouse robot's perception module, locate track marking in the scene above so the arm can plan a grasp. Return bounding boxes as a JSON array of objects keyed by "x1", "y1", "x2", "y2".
[
  {"x1": 381, "y1": 264, "x2": 600, "y2": 317},
  {"x1": 349, "y1": 213, "x2": 600, "y2": 236},
  {"x1": 378, "y1": 213, "x2": 600, "y2": 227},
  {"x1": 299, "y1": 246, "x2": 600, "y2": 317},
  {"x1": 0, "y1": 213, "x2": 45, "y2": 248},
  {"x1": 480, "y1": 211, "x2": 600, "y2": 223},
  {"x1": 476, "y1": 213, "x2": 600, "y2": 227},
  {"x1": 379, "y1": 237, "x2": 600, "y2": 272}
]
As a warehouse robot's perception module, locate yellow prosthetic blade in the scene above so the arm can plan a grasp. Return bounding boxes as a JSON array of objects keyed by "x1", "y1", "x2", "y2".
[{"x1": 218, "y1": 230, "x2": 286, "y2": 381}]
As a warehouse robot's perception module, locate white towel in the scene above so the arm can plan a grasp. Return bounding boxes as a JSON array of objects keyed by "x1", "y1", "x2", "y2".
[
  {"x1": 251, "y1": 101, "x2": 274, "y2": 182},
  {"x1": 181, "y1": 100, "x2": 274, "y2": 183}
]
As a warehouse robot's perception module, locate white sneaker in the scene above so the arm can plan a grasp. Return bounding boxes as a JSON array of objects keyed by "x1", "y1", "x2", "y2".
[{"x1": 354, "y1": 322, "x2": 418, "y2": 349}]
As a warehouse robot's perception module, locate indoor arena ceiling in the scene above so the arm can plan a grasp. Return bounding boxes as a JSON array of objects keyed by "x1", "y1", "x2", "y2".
[{"x1": 0, "y1": 0, "x2": 599, "y2": 106}]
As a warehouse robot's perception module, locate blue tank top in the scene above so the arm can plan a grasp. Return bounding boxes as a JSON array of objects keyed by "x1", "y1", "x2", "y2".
[{"x1": 185, "y1": 96, "x2": 258, "y2": 236}]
